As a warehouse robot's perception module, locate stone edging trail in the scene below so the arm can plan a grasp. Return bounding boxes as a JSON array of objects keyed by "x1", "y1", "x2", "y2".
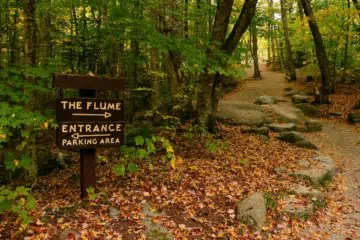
[{"x1": 219, "y1": 64, "x2": 360, "y2": 239}]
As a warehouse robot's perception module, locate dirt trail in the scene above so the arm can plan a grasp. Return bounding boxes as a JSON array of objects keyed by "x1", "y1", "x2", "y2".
[{"x1": 224, "y1": 64, "x2": 360, "y2": 239}]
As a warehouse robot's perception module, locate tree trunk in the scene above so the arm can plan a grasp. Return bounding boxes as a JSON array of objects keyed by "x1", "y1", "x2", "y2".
[
  {"x1": 270, "y1": 0, "x2": 276, "y2": 64},
  {"x1": 196, "y1": 0, "x2": 258, "y2": 130},
  {"x1": 342, "y1": 0, "x2": 351, "y2": 82},
  {"x1": 300, "y1": 0, "x2": 330, "y2": 102},
  {"x1": 297, "y1": 0, "x2": 304, "y2": 21},
  {"x1": 251, "y1": 23, "x2": 261, "y2": 79},
  {"x1": 23, "y1": 0, "x2": 38, "y2": 180},
  {"x1": 24, "y1": 0, "x2": 37, "y2": 66},
  {"x1": 280, "y1": 0, "x2": 296, "y2": 81}
]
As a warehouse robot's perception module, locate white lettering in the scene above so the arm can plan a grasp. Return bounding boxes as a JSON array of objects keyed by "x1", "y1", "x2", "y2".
[
  {"x1": 62, "y1": 124, "x2": 68, "y2": 133},
  {"x1": 86, "y1": 102, "x2": 93, "y2": 110},
  {"x1": 116, "y1": 103, "x2": 121, "y2": 110},
  {"x1": 61, "y1": 101, "x2": 68, "y2": 109}
]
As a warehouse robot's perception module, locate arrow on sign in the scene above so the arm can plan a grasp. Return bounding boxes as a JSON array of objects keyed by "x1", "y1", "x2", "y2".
[
  {"x1": 72, "y1": 112, "x2": 112, "y2": 119},
  {"x1": 71, "y1": 133, "x2": 111, "y2": 140}
]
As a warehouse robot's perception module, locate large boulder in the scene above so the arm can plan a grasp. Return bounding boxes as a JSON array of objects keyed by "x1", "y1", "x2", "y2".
[
  {"x1": 288, "y1": 184, "x2": 323, "y2": 199},
  {"x1": 268, "y1": 123, "x2": 297, "y2": 132},
  {"x1": 277, "y1": 131, "x2": 318, "y2": 150},
  {"x1": 277, "y1": 131, "x2": 306, "y2": 143},
  {"x1": 241, "y1": 127, "x2": 270, "y2": 136},
  {"x1": 294, "y1": 155, "x2": 336, "y2": 185},
  {"x1": 292, "y1": 95, "x2": 311, "y2": 104},
  {"x1": 295, "y1": 140, "x2": 319, "y2": 150},
  {"x1": 348, "y1": 112, "x2": 360, "y2": 124},
  {"x1": 294, "y1": 169, "x2": 330, "y2": 185},
  {"x1": 314, "y1": 155, "x2": 336, "y2": 174},
  {"x1": 282, "y1": 196, "x2": 313, "y2": 218},
  {"x1": 305, "y1": 120, "x2": 323, "y2": 132},
  {"x1": 144, "y1": 219, "x2": 174, "y2": 240},
  {"x1": 236, "y1": 192, "x2": 266, "y2": 230},
  {"x1": 270, "y1": 105, "x2": 305, "y2": 123},
  {"x1": 255, "y1": 96, "x2": 277, "y2": 105},
  {"x1": 218, "y1": 103, "x2": 271, "y2": 126},
  {"x1": 295, "y1": 103, "x2": 322, "y2": 118},
  {"x1": 284, "y1": 90, "x2": 308, "y2": 97}
]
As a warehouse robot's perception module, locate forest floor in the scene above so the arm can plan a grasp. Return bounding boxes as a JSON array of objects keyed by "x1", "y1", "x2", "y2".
[{"x1": 1, "y1": 65, "x2": 360, "y2": 240}]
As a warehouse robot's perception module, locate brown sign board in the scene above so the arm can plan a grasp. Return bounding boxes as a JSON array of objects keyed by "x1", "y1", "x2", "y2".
[
  {"x1": 57, "y1": 122, "x2": 124, "y2": 149},
  {"x1": 53, "y1": 74, "x2": 124, "y2": 90},
  {"x1": 56, "y1": 98, "x2": 124, "y2": 122}
]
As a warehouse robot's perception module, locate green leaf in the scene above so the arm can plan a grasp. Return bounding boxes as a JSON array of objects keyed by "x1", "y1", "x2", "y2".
[
  {"x1": 114, "y1": 164, "x2": 126, "y2": 176},
  {"x1": 137, "y1": 149, "x2": 148, "y2": 159},
  {"x1": 26, "y1": 196, "x2": 36, "y2": 210},
  {"x1": 134, "y1": 135, "x2": 145, "y2": 146},
  {"x1": 20, "y1": 155, "x2": 31, "y2": 170},
  {"x1": 127, "y1": 162, "x2": 139, "y2": 173},
  {"x1": 146, "y1": 138, "x2": 156, "y2": 154},
  {"x1": 16, "y1": 186, "x2": 29, "y2": 196},
  {"x1": 4, "y1": 152, "x2": 15, "y2": 171},
  {"x1": 20, "y1": 210, "x2": 31, "y2": 225}
]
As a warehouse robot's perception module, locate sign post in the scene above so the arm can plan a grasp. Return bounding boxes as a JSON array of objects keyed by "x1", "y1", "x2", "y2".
[{"x1": 53, "y1": 74, "x2": 124, "y2": 198}]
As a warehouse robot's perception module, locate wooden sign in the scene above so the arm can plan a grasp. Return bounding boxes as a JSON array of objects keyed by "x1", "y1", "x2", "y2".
[
  {"x1": 56, "y1": 98, "x2": 124, "y2": 122},
  {"x1": 53, "y1": 74, "x2": 125, "y2": 198},
  {"x1": 57, "y1": 122, "x2": 124, "y2": 149}
]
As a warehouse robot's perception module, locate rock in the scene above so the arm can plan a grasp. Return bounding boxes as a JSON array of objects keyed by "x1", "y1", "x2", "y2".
[
  {"x1": 258, "y1": 135, "x2": 269, "y2": 142},
  {"x1": 284, "y1": 90, "x2": 308, "y2": 97},
  {"x1": 255, "y1": 96, "x2": 277, "y2": 105},
  {"x1": 348, "y1": 112, "x2": 360, "y2": 123},
  {"x1": 109, "y1": 207, "x2": 121, "y2": 219},
  {"x1": 274, "y1": 167, "x2": 288, "y2": 175},
  {"x1": 144, "y1": 219, "x2": 174, "y2": 240},
  {"x1": 313, "y1": 156, "x2": 336, "y2": 174},
  {"x1": 295, "y1": 140, "x2": 319, "y2": 150},
  {"x1": 241, "y1": 127, "x2": 270, "y2": 136},
  {"x1": 288, "y1": 185, "x2": 323, "y2": 199},
  {"x1": 354, "y1": 100, "x2": 360, "y2": 110},
  {"x1": 294, "y1": 169, "x2": 331, "y2": 185},
  {"x1": 277, "y1": 131, "x2": 305, "y2": 143},
  {"x1": 143, "y1": 202, "x2": 163, "y2": 217},
  {"x1": 284, "y1": 87, "x2": 293, "y2": 92},
  {"x1": 305, "y1": 120, "x2": 323, "y2": 132},
  {"x1": 58, "y1": 229, "x2": 81, "y2": 240},
  {"x1": 271, "y1": 105, "x2": 305, "y2": 123},
  {"x1": 236, "y1": 192, "x2": 266, "y2": 230},
  {"x1": 218, "y1": 103, "x2": 269, "y2": 126},
  {"x1": 295, "y1": 103, "x2": 322, "y2": 117},
  {"x1": 292, "y1": 95, "x2": 311, "y2": 104},
  {"x1": 298, "y1": 159, "x2": 310, "y2": 168},
  {"x1": 282, "y1": 196, "x2": 313, "y2": 218},
  {"x1": 268, "y1": 123, "x2": 297, "y2": 132},
  {"x1": 277, "y1": 132, "x2": 318, "y2": 150},
  {"x1": 329, "y1": 112, "x2": 342, "y2": 116}
]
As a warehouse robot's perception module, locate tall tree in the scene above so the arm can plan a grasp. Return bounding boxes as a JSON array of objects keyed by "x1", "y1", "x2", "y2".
[
  {"x1": 196, "y1": 0, "x2": 258, "y2": 130},
  {"x1": 23, "y1": 0, "x2": 38, "y2": 180},
  {"x1": 342, "y1": 0, "x2": 351, "y2": 82},
  {"x1": 300, "y1": 0, "x2": 331, "y2": 102},
  {"x1": 269, "y1": 0, "x2": 276, "y2": 64},
  {"x1": 250, "y1": 23, "x2": 261, "y2": 79},
  {"x1": 280, "y1": 0, "x2": 296, "y2": 81}
]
